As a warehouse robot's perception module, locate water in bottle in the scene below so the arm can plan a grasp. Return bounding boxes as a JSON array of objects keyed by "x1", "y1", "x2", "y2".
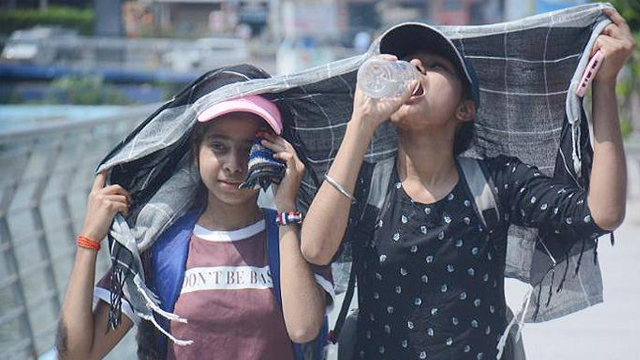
[{"x1": 357, "y1": 59, "x2": 421, "y2": 98}]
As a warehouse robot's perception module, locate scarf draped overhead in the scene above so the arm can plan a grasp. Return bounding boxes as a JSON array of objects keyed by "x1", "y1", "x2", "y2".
[{"x1": 97, "y1": 3, "x2": 613, "y2": 343}]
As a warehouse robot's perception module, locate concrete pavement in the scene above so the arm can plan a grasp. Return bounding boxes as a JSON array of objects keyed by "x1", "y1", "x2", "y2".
[{"x1": 506, "y1": 214, "x2": 640, "y2": 359}]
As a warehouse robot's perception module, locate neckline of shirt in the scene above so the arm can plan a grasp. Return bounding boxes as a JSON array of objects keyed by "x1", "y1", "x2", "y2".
[
  {"x1": 193, "y1": 219, "x2": 265, "y2": 242},
  {"x1": 393, "y1": 166, "x2": 463, "y2": 207}
]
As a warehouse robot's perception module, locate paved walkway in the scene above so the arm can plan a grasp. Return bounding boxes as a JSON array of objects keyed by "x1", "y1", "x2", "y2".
[{"x1": 505, "y1": 211, "x2": 640, "y2": 359}]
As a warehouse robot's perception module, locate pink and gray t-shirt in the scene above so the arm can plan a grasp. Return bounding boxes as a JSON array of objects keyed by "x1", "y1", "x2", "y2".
[{"x1": 95, "y1": 218, "x2": 334, "y2": 360}]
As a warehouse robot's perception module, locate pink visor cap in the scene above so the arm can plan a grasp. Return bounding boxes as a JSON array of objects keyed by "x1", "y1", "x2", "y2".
[{"x1": 196, "y1": 95, "x2": 283, "y2": 135}]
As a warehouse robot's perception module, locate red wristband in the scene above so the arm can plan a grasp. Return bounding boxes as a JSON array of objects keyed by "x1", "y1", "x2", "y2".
[{"x1": 77, "y1": 235, "x2": 101, "y2": 251}]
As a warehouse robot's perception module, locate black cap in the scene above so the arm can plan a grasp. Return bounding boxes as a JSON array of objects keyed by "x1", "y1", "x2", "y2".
[{"x1": 379, "y1": 23, "x2": 480, "y2": 107}]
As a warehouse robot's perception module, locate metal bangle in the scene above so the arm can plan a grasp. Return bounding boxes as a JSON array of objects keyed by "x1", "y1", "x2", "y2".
[{"x1": 324, "y1": 174, "x2": 356, "y2": 203}]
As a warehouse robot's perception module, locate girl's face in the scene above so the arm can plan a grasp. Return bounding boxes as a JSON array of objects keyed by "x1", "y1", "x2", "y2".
[
  {"x1": 197, "y1": 113, "x2": 265, "y2": 208},
  {"x1": 390, "y1": 51, "x2": 472, "y2": 131}
]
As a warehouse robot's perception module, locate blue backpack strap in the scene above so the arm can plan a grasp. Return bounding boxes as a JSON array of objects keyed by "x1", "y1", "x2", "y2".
[
  {"x1": 150, "y1": 208, "x2": 202, "y2": 356},
  {"x1": 265, "y1": 209, "x2": 282, "y2": 304},
  {"x1": 265, "y1": 210, "x2": 303, "y2": 358},
  {"x1": 264, "y1": 208, "x2": 328, "y2": 360}
]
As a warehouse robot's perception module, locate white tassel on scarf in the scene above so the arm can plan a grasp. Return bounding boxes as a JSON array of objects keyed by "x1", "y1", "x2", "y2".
[{"x1": 496, "y1": 288, "x2": 533, "y2": 359}]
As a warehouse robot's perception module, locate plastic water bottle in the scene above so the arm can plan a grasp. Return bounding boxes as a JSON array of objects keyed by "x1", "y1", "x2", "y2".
[{"x1": 357, "y1": 59, "x2": 420, "y2": 98}]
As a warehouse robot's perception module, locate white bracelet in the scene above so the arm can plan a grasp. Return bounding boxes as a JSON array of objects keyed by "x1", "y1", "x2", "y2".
[{"x1": 324, "y1": 174, "x2": 356, "y2": 203}]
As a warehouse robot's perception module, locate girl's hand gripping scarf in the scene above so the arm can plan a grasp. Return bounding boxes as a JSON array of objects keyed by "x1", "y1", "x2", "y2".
[{"x1": 240, "y1": 137, "x2": 286, "y2": 191}]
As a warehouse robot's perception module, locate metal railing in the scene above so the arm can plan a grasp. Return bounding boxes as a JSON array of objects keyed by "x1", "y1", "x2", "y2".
[{"x1": 0, "y1": 104, "x2": 157, "y2": 359}]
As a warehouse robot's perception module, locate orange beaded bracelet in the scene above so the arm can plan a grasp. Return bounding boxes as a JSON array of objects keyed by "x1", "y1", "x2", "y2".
[{"x1": 77, "y1": 235, "x2": 101, "y2": 251}]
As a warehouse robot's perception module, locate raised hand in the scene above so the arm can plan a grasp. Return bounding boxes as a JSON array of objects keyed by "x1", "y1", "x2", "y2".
[
  {"x1": 259, "y1": 132, "x2": 305, "y2": 212},
  {"x1": 351, "y1": 54, "x2": 420, "y2": 134},
  {"x1": 593, "y1": 7, "x2": 637, "y2": 84},
  {"x1": 79, "y1": 171, "x2": 131, "y2": 242}
]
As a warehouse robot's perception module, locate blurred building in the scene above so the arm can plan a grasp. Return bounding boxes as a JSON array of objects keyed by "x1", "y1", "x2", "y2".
[
  {"x1": 340, "y1": 0, "x2": 504, "y2": 31},
  {"x1": 504, "y1": 0, "x2": 590, "y2": 21},
  {"x1": 95, "y1": 0, "x2": 124, "y2": 37},
  {"x1": 120, "y1": 0, "x2": 601, "y2": 74},
  {"x1": 122, "y1": 0, "x2": 510, "y2": 39},
  {"x1": 134, "y1": 0, "x2": 271, "y2": 38},
  {"x1": 117, "y1": 0, "x2": 511, "y2": 74}
]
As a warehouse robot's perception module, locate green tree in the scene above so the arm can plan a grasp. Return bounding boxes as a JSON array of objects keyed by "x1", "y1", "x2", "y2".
[
  {"x1": 45, "y1": 75, "x2": 133, "y2": 105},
  {"x1": 602, "y1": 0, "x2": 639, "y2": 31},
  {"x1": 0, "y1": 6, "x2": 94, "y2": 35},
  {"x1": 594, "y1": 0, "x2": 639, "y2": 138}
]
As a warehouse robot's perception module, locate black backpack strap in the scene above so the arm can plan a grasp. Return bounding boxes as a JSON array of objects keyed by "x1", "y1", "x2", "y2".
[
  {"x1": 330, "y1": 157, "x2": 395, "y2": 343},
  {"x1": 457, "y1": 157, "x2": 500, "y2": 231},
  {"x1": 329, "y1": 260, "x2": 357, "y2": 343}
]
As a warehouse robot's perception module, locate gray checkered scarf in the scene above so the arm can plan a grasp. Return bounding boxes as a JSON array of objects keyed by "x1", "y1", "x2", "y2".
[{"x1": 97, "y1": 3, "x2": 613, "y2": 345}]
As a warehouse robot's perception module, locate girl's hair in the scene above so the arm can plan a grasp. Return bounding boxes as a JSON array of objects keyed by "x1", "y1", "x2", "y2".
[
  {"x1": 137, "y1": 320, "x2": 162, "y2": 360},
  {"x1": 136, "y1": 252, "x2": 163, "y2": 360},
  {"x1": 189, "y1": 120, "x2": 214, "y2": 209},
  {"x1": 190, "y1": 120, "x2": 209, "y2": 167}
]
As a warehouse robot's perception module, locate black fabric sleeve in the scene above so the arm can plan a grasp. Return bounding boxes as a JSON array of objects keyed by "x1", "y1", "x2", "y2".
[{"x1": 483, "y1": 155, "x2": 608, "y2": 240}]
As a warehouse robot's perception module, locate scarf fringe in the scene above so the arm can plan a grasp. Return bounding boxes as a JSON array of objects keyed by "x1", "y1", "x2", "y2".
[
  {"x1": 570, "y1": 122, "x2": 582, "y2": 177},
  {"x1": 108, "y1": 266, "x2": 192, "y2": 345},
  {"x1": 532, "y1": 276, "x2": 544, "y2": 321},
  {"x1": 133, "y1": 276, "x2": 188, "y2": 324},
  {"x1": 108, "y1": 266, "x2": 126, "y2": 331},
  {"x1": 534, "y1": 232, "x2": 598, "y2": 321},
  {"x1": 556, "y1": 249, "x2": 570, "y2": 293},
  {"x1": 138, "y1": 313, "x2": 194, "y2": 346},
  {"x1": 132, "y1": 278, "x2": 193, "y2": 346},
  {"x1": 545, "y1": 268, "x2": 555, "y2": 307},
  {"x1": 496, "y1": 288, "x2": 533, "y2": 359},
  {"x1": 574, "y1": 239, "x2": 587, "y2": 277}
]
